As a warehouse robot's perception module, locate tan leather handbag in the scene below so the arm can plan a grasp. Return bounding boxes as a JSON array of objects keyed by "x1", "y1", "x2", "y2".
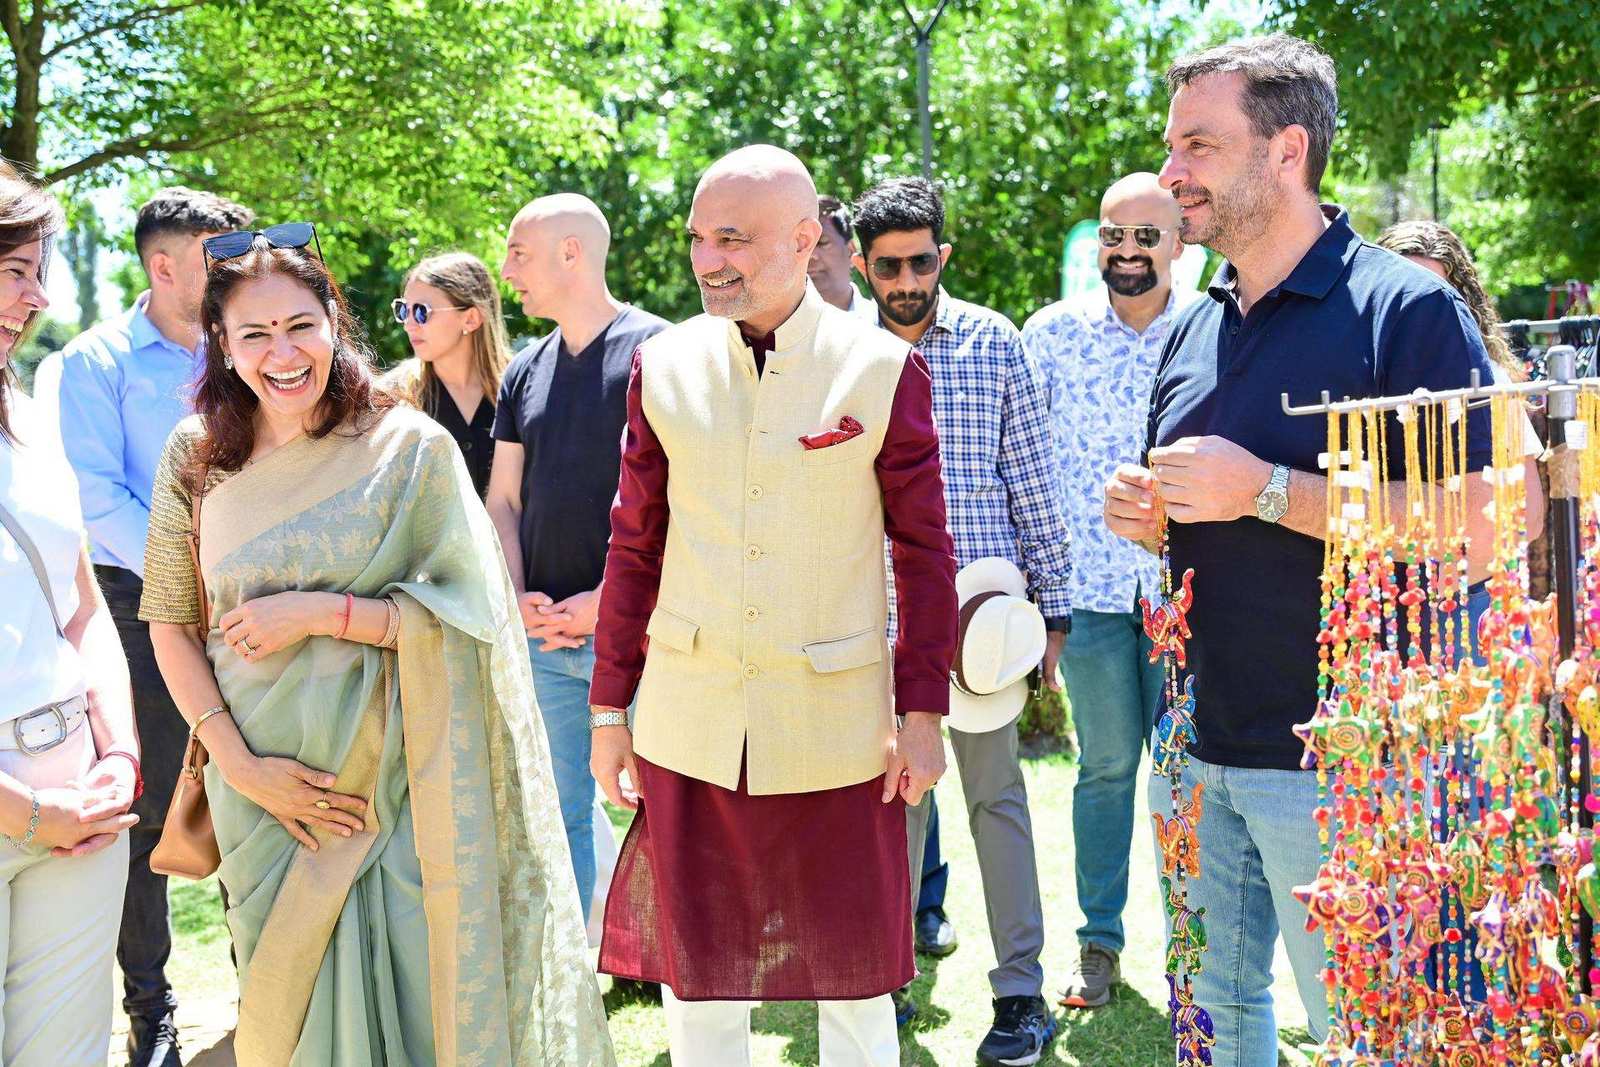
[{"x1": 150, "y1": 468, "x2": 221, "y2": 880}]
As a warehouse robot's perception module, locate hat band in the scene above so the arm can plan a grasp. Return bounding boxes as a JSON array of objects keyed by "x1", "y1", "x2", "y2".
[{"x1": 951, "y1": 589, "x2": 1007, "y2": 696}]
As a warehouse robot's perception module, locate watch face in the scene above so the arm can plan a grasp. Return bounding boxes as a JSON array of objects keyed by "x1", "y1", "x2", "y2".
[{"x1": 1257, "y1": 490, "x2": 1288, "y2": 523}]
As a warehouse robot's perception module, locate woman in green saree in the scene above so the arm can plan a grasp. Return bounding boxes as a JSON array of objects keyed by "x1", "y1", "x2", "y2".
[{"x1": 140, "y1": 225, "x2": 613, "y2": 1066}]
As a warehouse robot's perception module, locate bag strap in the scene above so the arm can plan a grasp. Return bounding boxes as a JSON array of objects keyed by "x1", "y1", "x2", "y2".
[
  {"x1": 185, "y1": 466, "x2": 210, "y2": 639},
  {"x1": 0, "y1": 499, "x2": 66, "y2": 638}
]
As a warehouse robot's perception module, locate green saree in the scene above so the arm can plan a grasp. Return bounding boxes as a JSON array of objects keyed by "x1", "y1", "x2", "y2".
[{"x1": 140, "y1": 407, "x2": 614, "y2": 1067}]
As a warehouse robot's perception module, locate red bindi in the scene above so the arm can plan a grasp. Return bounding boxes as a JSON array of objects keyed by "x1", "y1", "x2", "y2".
[{"x1": 271, "y1": 319, "x2": 278, "y2": 326}]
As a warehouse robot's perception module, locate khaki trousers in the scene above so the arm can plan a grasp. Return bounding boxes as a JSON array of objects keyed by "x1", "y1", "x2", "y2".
[{"x1": 0, "y1": 716, "x2": 131, "y2": 1066}]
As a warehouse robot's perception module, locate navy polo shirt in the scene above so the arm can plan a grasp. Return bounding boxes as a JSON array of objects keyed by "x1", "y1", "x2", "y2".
[{"x1": 1147, "y1": 207, "x2": 1494, "y2": 770}]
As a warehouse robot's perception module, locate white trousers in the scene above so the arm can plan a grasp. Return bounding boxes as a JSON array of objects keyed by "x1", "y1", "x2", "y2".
[
  {"x1": 0, "y1": 719, "x2": 130, "y2": 1066},
  {"x1": 661, "y1": 986, "x2": 898, "y2": 1067}
]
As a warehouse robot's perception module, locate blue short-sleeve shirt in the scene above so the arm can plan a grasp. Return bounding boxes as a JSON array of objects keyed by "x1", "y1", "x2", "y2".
[{"x1": 1147, "y1": 206, "x2": 1495, "y2": 770}]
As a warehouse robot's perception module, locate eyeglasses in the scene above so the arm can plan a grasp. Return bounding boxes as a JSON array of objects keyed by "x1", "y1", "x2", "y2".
[
  {"x1": 203, "y1": 222, "x2": 322, "y2": 266},
  {"x1": 1098, "y1": 225, "x2": 1171, "y2": 250},
  {"x1": 868, "y1": 252, "x2": 941, "y2": 282},
  {"x1": 392, "y1": 300, "x2": 469, "y2": 325}
]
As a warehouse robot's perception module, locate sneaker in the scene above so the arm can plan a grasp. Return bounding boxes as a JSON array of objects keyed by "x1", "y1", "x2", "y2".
[
  {"x1": 127, "y1": 1011, "x2": 181, "y2": 1067},
  {"x1": 891, "y1": 984, "x2": 918, "y2": 1027},
  {"x1": 976, "y1": 995, "x2": 1056, "y2": 1066},
  {"x1": 915, "y1": 905, "x2": 959, "y2": 957},
  {"x1": 1058, "y1": 943, "x2": 1121, "y2": 1009}
]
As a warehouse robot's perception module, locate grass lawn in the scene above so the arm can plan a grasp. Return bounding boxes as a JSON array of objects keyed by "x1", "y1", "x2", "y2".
[{"x1": 136, "y1": 739, "x2": 1317, "y2": 1066}]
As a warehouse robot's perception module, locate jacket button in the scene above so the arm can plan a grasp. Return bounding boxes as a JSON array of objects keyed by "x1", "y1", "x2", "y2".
[
  {"x1": 745, "y1": 544, "x2": 761, "y2": 560},
  {"x1": 748, "y1": 484, "x2": 763, "y2": 500},
  {"x1": 742, "y1": 663, "x2": 760, "y2": 679},
  {"x1": 744, "y1": 606, "x2": 760, "y2": 622}
]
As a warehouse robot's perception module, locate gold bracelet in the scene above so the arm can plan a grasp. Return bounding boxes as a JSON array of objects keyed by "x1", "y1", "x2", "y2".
[
  {"x1": 192, "y1": 705, "x2": 230, "y2": 737},
  {"x1": 379, "y1": 598, "x2": 401, "y2": 649}
]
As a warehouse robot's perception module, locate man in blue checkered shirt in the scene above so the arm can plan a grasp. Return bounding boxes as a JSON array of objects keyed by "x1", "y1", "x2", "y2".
[{"x1": 854, "y1": 177, "x2": 1070, "y2": 1067}]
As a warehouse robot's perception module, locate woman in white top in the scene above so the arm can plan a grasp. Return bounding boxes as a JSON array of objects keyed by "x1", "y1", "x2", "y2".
[{"x1": 0, "y1": 164, "x2": 141, "y2": 1066}]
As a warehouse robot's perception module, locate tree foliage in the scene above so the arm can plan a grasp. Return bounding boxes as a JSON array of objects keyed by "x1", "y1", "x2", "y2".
[{"x1": 1277, "y1": 0, "x2": 1600, "y2": 284}]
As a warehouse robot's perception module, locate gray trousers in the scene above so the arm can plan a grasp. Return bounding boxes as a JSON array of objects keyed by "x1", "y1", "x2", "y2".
[{"x1": 906, "y1": 724, "x2": 1045, "y2": 998}]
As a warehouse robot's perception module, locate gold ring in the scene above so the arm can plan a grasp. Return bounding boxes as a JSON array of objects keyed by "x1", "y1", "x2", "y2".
[
  {"x1": 315, "y1": 799, "x2": 331, "y2": 810},
  {"x1": 240, "y1": 638, "x2": 257, "y2": 655}
]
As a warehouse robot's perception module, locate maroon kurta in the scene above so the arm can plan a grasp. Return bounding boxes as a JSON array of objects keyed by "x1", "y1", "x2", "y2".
[{"x1": 591, "y1": 339, "x2": 957, "y2": 1000}]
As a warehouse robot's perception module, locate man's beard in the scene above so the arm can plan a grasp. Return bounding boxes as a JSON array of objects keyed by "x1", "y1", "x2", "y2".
[
  {"x1": 697, "y1": 269, "x2": 754, "y2": 319},
  {"x1": 872, "y1": 275, "x2": 939, "y2": 328},
  {"x1": 1173, "y1": 143, "x2": 1276, "y2": 257},
  {"x1": 1102, "y1": 257, "x2": 1158, "y2": 297}
]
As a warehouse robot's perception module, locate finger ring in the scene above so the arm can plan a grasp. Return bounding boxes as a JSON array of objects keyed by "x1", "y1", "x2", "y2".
[
  {"x1": 240, "y1": 638, "x2": 257, "y2": 655},
  {"x1": 315, "y1": 799, "x2": 331, "y2": 810}
]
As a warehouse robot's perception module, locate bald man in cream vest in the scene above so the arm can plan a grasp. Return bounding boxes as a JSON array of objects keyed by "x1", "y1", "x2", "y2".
[{"x1": 588, "y1": 146, "x2": 959, "y2": 1066}]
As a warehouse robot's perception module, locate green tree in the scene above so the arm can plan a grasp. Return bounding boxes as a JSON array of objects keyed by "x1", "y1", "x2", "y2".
[{"x1": 1275, "y1": 0, "x2": 1600, "y2": 284}]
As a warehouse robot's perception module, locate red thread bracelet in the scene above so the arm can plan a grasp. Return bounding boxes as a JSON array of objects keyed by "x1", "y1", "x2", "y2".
[
  {"x1": 99, "y1": 750, "x2": 143, "y2": 802},
  {"x1": 335, "y1": 592, "x2": 353, "y2": 640}
]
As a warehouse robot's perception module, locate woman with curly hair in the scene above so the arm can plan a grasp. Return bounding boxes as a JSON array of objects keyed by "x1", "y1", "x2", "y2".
[{"x1": 1377, "y1": 220, "x2": 1521, "y2": 379}]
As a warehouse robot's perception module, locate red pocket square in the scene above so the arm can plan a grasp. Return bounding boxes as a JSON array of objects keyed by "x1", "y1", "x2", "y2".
[{"x1": 799, "y1": 416, "x2": 864, "y2": 450}]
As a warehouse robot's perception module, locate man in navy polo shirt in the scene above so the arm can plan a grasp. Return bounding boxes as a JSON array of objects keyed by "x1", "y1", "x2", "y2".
[{"x1": 1104, "y1": 33, "x2": 1529, "y2": 1066}]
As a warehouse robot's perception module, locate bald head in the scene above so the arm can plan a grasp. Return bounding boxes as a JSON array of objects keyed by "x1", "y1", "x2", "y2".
[
  {"x1": 1101, "y1": 172, "x2": 1181, "y2": 228},
  {"x1": 501, "y1": 192, "x2": 612, "y2": 318},
  {"x1": 1098, "y1": 171, "x2": 1184, "y2": 301},
  {"x1": 688, "y1": 145, "x2": 824, "y2": 331},
  {"x1": 695, "y1": 145, "x2": 819, "y2": 225}
]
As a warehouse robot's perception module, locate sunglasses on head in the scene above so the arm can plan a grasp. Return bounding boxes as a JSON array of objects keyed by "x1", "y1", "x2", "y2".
[
  {"x1": 867, "y1": 251, "x2": 941, "y2": 282},
  {"x1": 392, "y1": 299, "x2": 469, "y2": 325},
  {"x1": 1098, "y1": 225, "x2": 1170, "y2": 250},
  {"x1": 203, "y1": 222, "x2": 322, "y2": 266}
]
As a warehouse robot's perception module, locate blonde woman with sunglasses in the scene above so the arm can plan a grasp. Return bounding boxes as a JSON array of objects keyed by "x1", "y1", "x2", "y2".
[{"x1": 381, "y1": 252, "x2": 512, "y2": 498}]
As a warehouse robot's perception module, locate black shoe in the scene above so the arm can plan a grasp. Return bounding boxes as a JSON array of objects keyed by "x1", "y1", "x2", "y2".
[
  {"x1": 891, "y1": 984, "x2": 918, "y2": 1027},
  {"x1": 976, "y1": 995, "x2": 1056, "y2": 1067},
  {"x1": 915, "y1": 905, "x2": 959, "y2": 957},
  {"x1": 127, "y1": 1011, "x2": 181, "y2": 1067}
]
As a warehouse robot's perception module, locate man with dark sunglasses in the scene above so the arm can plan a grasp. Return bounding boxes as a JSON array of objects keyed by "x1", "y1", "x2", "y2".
[
  {"x1": 853, "y1": 176, "x2": 1070, "y2": 1067},
  {"x1": 56, "y1": 186, "x2": 254, "y2": 1067},
  {"x1": 1022, "y1": 171, "x2": 1197, "y2": 1012}
]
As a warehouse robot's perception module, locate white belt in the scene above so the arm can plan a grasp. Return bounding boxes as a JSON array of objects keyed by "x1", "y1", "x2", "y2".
[{"x1": 0, "y1": 694, "x2": 88, "y2": 754}]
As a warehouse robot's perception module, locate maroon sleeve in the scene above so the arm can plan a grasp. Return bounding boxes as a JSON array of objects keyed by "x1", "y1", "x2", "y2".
[
  {"x1": 590, "y1": 349, "x2": 669, "y2": 709},
  {"x1": 877, "y1": 349, "x2": 958, "y2": 714}
]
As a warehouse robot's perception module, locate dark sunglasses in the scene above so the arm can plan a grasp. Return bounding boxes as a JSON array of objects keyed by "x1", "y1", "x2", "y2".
[
  {"x1": 203, "y1": 222, "x2": 322, "y2": 266},
  {"x1": 1098, "y1": 225, "x2": 1170, "y2": 250},
  {"x1": 392, "y1": 299, "x2": 469, "y2": 325},
  {"x1": 868, "y1": 252, "x2": 941, "y2": 282}
]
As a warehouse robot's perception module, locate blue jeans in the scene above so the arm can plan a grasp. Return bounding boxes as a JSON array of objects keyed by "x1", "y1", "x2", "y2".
[
  {"x1": 917, "y1": 792, "x2": 948, "y2": 914},
  {"x1": 528, "y1": 640, "x2": 599, "y2": 921},
  {"x1": 1060, "y1": 600, "x2": 1162, "y2": 953},
  {"x1": 1151, "y1": 756, "x2": 1330, "y2": 1067}
]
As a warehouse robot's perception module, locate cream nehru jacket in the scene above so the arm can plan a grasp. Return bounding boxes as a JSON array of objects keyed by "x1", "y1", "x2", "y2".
[{"x1": 632, "y1": 284, "x2": 912, "y2": 795}]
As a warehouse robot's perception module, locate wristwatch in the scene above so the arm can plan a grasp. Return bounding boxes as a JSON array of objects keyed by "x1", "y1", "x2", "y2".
[{"x1": 1254, "y1": 464, "x2": 1290, "y2": 524}]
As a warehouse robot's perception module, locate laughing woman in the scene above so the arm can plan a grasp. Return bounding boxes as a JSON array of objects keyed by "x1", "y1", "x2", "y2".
[{"x1": 139, "y1": 228, "x2": 613, "y2": 1066}]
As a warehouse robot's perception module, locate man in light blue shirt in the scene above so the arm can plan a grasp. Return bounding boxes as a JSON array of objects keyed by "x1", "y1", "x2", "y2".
[
  {"x1": 57, "y1": 187, "x2": 252, "y2": 1067},
  {"x1": 1023, "y1": 172, "x2": 1198, "y2": 1012}
]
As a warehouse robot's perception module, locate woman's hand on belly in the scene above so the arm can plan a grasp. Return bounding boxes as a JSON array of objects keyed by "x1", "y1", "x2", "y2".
[{"x1": 226, "y1": 755, "x2": 368, "y2": 851}]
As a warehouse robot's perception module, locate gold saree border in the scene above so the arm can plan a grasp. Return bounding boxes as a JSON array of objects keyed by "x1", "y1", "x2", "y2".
[{"x1": 393, "y1": 592, "x2": 461, "y2": 1065}]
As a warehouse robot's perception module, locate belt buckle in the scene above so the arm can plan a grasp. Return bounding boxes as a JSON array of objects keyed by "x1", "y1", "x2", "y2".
[{"x1": 14, "y1": 703, "x2": 69, "y2": 756}]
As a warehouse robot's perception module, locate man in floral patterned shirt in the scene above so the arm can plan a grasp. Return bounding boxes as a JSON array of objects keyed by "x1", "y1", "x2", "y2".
[{"x1": 1023, "y1": 171, "x2": 1198, "y2": 1009}]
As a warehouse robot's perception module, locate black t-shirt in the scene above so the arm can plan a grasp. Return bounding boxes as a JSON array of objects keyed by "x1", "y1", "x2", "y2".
[
  {"x1": 492, "y1": 305, "x2": 669, "y2": 603},
  {"x1": 420, "y1": 380, "x2": 495, "y2": 499},
  {"x1": 1147, "y1": 208, "x2": 1494, "y2": 770}
]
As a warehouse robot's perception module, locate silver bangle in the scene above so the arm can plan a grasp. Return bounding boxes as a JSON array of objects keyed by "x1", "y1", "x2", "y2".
[
  {"x1": 589, "y1": 710, "x2": 629, "y2": 730},
  {"x1": 6, "y1": 789, "x2": 39, "y2": 848}
]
